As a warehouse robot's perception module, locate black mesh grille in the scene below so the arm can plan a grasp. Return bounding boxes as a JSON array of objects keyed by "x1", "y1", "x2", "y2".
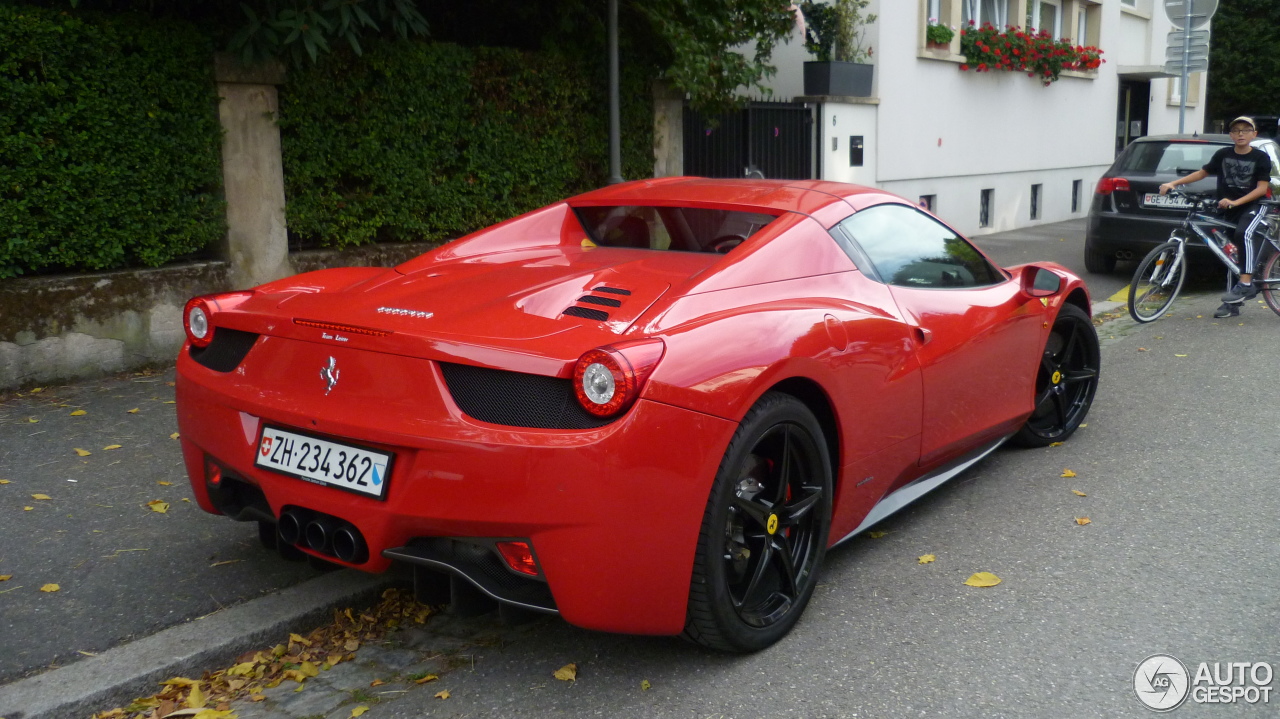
[
  {"x1": 592, "y1": 286, "x2": 631, "y2": 295},
  {"x1": 562, "y1": 306, "x2": 609, "y2": 321},
  {"x1": 439, "y1": 362, "x2": 614, "y2": 429},
  {"x1": 576, "y1": 295, "x2": 622, "y2": 307},
  {"x1": 190, "y1": 328, "x2": 259, "y2": 372}
]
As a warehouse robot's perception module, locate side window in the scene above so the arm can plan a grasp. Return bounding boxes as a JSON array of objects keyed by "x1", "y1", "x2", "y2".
[{"x1": 837, "y1": 205, "x2": 1004, "y2": 289}]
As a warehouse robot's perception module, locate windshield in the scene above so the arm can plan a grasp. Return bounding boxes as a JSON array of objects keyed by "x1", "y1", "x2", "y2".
[
  {"x1": 1116, "y1": 141, "x2": 1225, "y2": 175},
  {"x1": 573, "y1": 206, "x2": 779, "y2": 254}
]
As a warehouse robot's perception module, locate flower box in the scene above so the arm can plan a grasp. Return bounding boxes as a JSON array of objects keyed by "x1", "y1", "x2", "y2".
[{"x1": 803, "y1": 61, "x2": 873, "y2": 97}]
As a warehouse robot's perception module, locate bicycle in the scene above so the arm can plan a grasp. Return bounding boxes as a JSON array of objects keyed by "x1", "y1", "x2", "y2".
[{"x1": 1128, "y1": 190, "x2": 1280, "y2": 322}]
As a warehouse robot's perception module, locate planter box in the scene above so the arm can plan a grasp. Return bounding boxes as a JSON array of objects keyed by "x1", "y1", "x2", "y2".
[{"x1": 803, "y1": 61, "x2": 873, "y2": 97}]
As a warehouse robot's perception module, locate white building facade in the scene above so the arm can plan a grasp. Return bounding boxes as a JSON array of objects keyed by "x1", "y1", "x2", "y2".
[{"x1": 752, "y1": 0, "x2": 1207, "y2": 236}]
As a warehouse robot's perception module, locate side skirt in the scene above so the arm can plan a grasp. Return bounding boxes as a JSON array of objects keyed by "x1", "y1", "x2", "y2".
[{"x1": 833, "y1": 435, "x2": 1010, "y2": 546}]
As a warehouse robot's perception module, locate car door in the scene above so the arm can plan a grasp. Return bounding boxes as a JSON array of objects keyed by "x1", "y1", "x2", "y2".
[{"x1": 834, "y1": 204, "x2": 1046, "y2": 469}]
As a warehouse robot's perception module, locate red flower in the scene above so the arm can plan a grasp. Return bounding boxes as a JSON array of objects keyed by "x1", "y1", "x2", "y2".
[{"x1": 960, "y1": 63, "x2": 970, "y2": 71}]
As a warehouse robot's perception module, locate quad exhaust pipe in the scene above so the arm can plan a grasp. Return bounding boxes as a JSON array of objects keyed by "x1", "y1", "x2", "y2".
[{"x1": 277, "y1": 507, "x2": 368, "y2": 564}]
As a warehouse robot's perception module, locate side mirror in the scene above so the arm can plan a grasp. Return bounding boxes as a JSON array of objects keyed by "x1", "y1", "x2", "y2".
[{"x1": 1022, "y1": 265, "x2": 1062, "y2": 298}]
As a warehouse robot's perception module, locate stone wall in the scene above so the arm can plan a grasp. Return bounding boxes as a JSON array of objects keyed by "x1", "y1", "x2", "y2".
[{"x1": 0, "y1": 242, "x2": 434, "y2": 391}]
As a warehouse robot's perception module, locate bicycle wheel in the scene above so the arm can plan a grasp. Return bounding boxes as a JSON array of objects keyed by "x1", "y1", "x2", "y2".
[
  {"x1": 1261, "y1": 249, "x2": 1280, "y2": 318},
  {"x1": 1129, "y1": 241, "x2": 1186, "y2": 323}
]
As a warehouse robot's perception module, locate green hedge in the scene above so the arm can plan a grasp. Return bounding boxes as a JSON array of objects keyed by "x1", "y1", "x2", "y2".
[
  {"x1": 0, "y1": 4, "x2": 225, "y2": 279},
  {"x1": 280, "y1": 41, "x2": 654, "y2": 249}
]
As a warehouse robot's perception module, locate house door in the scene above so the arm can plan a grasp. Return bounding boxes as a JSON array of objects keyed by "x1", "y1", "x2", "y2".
[{"x1": 1116, "y1": 80, "x2": 1151, "y2": 155}]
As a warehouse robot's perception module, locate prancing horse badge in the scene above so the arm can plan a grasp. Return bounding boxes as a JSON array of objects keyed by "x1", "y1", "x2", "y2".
[{"x1": 321, "y1": 356, "x2": 340, "y2": 395}]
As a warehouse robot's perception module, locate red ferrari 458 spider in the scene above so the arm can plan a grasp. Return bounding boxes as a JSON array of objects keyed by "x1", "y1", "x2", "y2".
[{"x1": 176, "y1": 178, "x2": 1099, "y2": 652}]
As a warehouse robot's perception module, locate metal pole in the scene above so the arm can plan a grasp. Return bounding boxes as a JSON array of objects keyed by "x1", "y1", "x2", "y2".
[
  {"x1": 1178, "y1": 2, "x2": 1191, "y2": 133},
  {"x1": 607, "y1": 0, "x2": 624, "y2": 185}
]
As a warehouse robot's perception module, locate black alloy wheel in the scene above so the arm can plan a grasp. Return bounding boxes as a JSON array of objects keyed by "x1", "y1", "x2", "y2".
[
  {"x1": 1013, "y1": 303, "x2": 1100, "y2": 447},
  {"x1": 684, "y1": 392, "x2": 832, "y2": 652}
]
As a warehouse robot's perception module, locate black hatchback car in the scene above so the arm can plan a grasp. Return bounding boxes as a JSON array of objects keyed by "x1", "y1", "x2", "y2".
[{"x1": 1084, "y1": 134, "x2": 1280, "y2": 273}]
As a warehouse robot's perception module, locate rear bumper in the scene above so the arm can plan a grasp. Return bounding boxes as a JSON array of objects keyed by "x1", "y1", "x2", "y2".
[
  {"x1": 1086, "y1": 208, "x2": 1214, "y2": 259},
  {"x1": 176, "y1": 348, "x2": 738, "y2": 635}
]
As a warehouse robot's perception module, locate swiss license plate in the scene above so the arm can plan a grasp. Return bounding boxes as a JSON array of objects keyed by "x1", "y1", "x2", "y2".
[
  {"x1": 255, "y1": 426, "x2": 392, "y2": 499},
  {"x1": 1144, "y1": 192, "x2": 1193, "y2": 209}
]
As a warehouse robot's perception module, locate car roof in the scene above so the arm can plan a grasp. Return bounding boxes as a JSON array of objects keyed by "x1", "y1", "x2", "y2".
[
  {"x1": 1135, "y1": 133, "x2": 1231, "y2": 143},
  {"x1": 569, "y1": 177, "x2": 898, "y2": 215}
]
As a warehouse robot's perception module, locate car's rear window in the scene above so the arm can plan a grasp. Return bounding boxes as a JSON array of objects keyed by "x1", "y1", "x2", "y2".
[
  {"x1": 1117, "y1": 141, "x2": 1225, "y2": 175},
  {"x1": 573, "y1": 206, "x2": 779, "y2": 254}
]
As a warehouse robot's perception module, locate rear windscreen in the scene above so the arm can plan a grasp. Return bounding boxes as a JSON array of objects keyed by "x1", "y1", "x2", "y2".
[
  {"x1": 573, "y1": 206, "x2": 779, "y2": 254},
  {"x1": 1117, "y1": 141, "x2": 1224, "y2": 175}
]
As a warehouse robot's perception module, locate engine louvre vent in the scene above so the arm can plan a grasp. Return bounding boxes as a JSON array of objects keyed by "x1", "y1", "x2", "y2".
[
  {"x1": 576, "y1": 295, "x2": 622, "y2": 308},
  {"x1": 592, "y1": 286, "x2": 632, "y2": 296},
  {"x1": 562, "y1": 306, "x2": 609, "y2": 321}
]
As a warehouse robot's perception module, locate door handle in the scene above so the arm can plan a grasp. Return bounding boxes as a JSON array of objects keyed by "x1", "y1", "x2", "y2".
[{"x1": 913, "y1": 327, "x2": 933, "y2": 345}]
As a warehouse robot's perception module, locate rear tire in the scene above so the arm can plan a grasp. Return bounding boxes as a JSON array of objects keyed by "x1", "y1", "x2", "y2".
[
  {"x1": 1260, "y1": 249, "x2": 1280, "y2": 318},
  {"x1": 1129, "y1": 241, "x2": 1185, "y2": 323},
  {"x1": 683, "y1": 393, "x2": 832, "y2": 653},
  {"x1": 1084, "y1": 243, "x2": 1117, "y2": 274}
]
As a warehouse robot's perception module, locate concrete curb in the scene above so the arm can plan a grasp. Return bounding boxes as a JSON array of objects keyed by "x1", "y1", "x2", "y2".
[{"x1": 0, "y1": 570, "x2": 396, "y2": 719}]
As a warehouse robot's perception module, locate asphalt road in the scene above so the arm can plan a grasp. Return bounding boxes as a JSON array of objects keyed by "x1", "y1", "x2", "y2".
[{"x1": 4, "y1": 217, "x2": 1279, "y2": 717}]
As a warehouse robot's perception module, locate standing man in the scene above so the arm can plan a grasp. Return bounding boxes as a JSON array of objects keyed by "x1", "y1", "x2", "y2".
[{"x1": 1159, "y1": 116, "x2": 1272, "y2": 318}]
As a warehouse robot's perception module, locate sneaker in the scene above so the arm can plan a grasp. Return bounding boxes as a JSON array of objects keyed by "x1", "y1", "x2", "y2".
[
  {"x1": 1213, "y1": 302, "x2": 1241, "y2": 318},
  {"x1": 1221, "y1": 282, "x2": 1258, "y2": 303}
]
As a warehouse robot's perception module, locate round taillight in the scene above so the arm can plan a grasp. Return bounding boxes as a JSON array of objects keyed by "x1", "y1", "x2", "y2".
[
  {"x1": 574, "y1": 349, "x2": 631, "y2": 417},
  {"x1": 184, "y1": 297, "x2": 214, "y2": 348},
  {"x1": 572, "y1": 340, "x2": 665, "y2": 418}
]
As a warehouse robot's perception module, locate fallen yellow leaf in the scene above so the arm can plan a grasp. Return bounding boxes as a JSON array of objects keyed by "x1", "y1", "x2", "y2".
[
  {"x1": 158, "y1": 481, "x2": 173, "y2": 486},
  {"x1": 963, "y1": 572, "x2": 1001, "y2": 588},
  {"x1": 163, "y1": 400, "x2": 176, "y2": 404},
  {"x1": 1061, "y1": 469, "x2": 1077, "y2": 478},
  {"x1": 1071, "y1": 490, "x2": 1087, "y2": 497},
  {"x1": 26, "y1": 417, "x2": 39, "y2": 424},
  {"x1": 289, "y1": 632, "x2": 312, "y2": 646},
  {"x1": 0, "y1": 575, "x2": 11, "y2": 581},
  {"x1": 102, "y1": 444, "x2": 122, "y2": 451},
  {"x1": 186, "y1": 682, "x2": 207, "y2": 709},
  {"x1": 147, "y1": 500, "x2": 170, "y2": 514},
  {"x1": 127, "y1": 408, "x2": 140, "y2": 414},
  {"x1": 70, "y1": 409, "x2": 87, "y2": 416},
  {"x1": 867, "y1": 530, "x2": 888, "y2": 539},
  {"x1": 170, "y1": 432, "x2": 180, "y2": 440},
  {"x1": 435, "y1": 690, "x2": 450, "y2": 700},
  {"x1": 1075, "y1": 517, "x2": 1092, "y2": 526},
  {"x1": 352, "y1": 708, "x2": 370, "y2": 718},
  {"x1": 40, "y1": 583, "x2": 60, "y2": 592},
  {"x1": 31, "y1": 494, "x2": 51, "y2": 500},
  {"x1": 554, "y1": 663, "x2": 578, "y2": 682},
  {"x1": 369, "y1": 679, "x2": 385, "y2": 687},
  {"x1": 1079, "y1": 423, "x2": 1087, "y2": 428},
  {"x1": 0, "y1": 479, "x2": 10, "y2": 484},
  {"x1": 29, "y1": 387, "x2": 43, "y2": 393},
  {"x1": 641, "y1": 679, "x2": 652, "y2": 691},
  {"x1": 74, "y1": 448, "x2": 91, "y2": 457},
  {"x1": 23, "y1": 506, "x2": 33, "y2": 511},
  {"x1": 1048, "y1": 442, "x2": 1064, "y2": 447},
  {"x1": 192, "y1": 711, "x2": 235, "y2": 719},
  {"x1": 1174, "y1": 354, "x2": 1188, "y2": 358},
  {"x1": 249, "y1": 693, "x2": 266, "y2": 702},
  {"x1": 415, "y1": 673, "x2": 439, "y2": 684},
  {"x1": 917, "y1": 554, "x2": 936, "y2": 565},
  {"x1": 344, "y1": 639, "x2": 360, "y2": 652},
  {"x1": 1137, "y1": 347, "x2": 1148, "y2": 352}
]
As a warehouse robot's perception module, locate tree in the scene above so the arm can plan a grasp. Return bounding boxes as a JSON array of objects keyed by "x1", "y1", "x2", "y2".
[
  {"x1": 1206, "y1": 0, "x2": 1280, "y2": 125},
  {"x1": 50, "y1": 0, "x2": 798, "y2": 114}
]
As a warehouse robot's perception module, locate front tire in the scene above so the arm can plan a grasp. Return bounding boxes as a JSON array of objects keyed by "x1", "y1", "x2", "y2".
[
  {"x1": 1129, "y1": 241, "x2": 1186, "y2": 322},
  {"x1": 684, "y1": 393, "x2": 832, "y2": 652},
  {"x1": 1013, "y1": 304, "x2": 1100, "y2": 448}
]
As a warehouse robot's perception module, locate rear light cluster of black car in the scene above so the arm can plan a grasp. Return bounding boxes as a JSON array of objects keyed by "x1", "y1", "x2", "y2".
[{"x1": 1095, "y1": 177, "x2": 1131, "y2": 194}]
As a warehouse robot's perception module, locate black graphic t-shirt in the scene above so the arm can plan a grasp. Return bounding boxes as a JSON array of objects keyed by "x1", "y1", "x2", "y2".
[{"x1": 1202, "y1": 146, "x2": 1272, "y2": 203}]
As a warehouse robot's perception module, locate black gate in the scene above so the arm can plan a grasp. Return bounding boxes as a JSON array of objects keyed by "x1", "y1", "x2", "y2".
[{"x1": 683, "y1": 102, "x2": 813, "y2": 180}]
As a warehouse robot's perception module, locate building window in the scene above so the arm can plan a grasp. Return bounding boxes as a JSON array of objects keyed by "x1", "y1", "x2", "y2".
[
  {"x1": 919, "y1": 194, "x2": 936, "y2": 212},
  {"x1": 1073, "y1": 1, "x2": 1101, "y2": 47},
  {"x1": 1072, "y1": 179, "x2": 1082, "y2": 213},
  {"x1": 1168, "y1": 73, "x2": 1201, "y2": 106},
  {"x1": 1030, "y1": 184, "x2": 1041, "y2": 220},
  {"x1": 1027, "y1": 0, "x2": 1062, "y2": 37},
  {"x1": 963, "y1": 0, "x2": 1012, "y2": 28},
  {"x1": 980, "y1": 189, "x2": 993, "y2": 228}
]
